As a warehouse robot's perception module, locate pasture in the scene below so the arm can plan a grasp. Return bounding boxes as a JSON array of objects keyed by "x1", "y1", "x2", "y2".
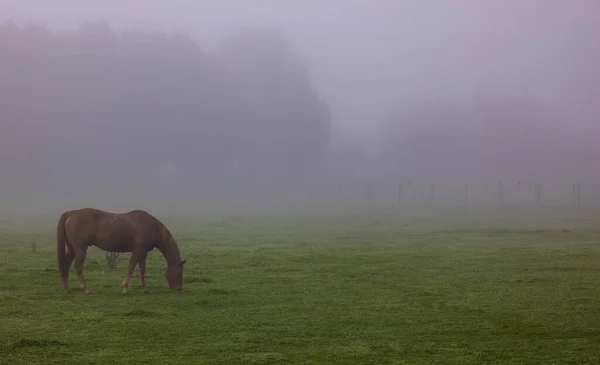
[{"x1": 1, "y1": 206, "x2": 600, "y2": 364}]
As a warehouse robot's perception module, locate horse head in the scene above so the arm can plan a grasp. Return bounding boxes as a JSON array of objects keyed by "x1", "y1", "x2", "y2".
[{"x1": 166, "y1": 260, "x2": 186, "y2": 290}]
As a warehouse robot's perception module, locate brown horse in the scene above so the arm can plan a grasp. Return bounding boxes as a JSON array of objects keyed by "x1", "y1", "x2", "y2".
[{"x1": 56, "y1": 207, "x2": 186, "y2": 294}]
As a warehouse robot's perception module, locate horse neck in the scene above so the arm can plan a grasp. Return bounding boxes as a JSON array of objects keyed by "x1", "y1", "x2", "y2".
[{"x1": 158, "y1": 236, "x2": 181, "y2": 267}]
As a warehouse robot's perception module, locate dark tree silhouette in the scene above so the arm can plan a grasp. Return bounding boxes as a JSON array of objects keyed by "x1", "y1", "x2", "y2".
[{"x1": 0, "y1": 21, "x2": 332, "y2": 207}]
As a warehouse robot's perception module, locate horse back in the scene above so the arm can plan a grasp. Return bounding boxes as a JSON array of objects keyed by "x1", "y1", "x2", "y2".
[{"x1": 63, "y1": 208, "x2": 164, "y2": 252}]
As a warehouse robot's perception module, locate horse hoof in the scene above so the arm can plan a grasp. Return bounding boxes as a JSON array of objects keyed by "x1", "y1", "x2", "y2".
[
  {"x1": 142, "y1": 289, "x2": 150, "y2": 294},
  {"x1": 121, "y1": 290, "x2": 128, "y2": 295},
  {"x1": 84, "y1": 291, "x2": 92, "y2": 295}
]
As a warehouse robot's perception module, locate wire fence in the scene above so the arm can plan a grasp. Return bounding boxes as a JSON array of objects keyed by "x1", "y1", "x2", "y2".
[
  {"x1": 3, "y1": 181, "x2": 600, "y2": 220},
  {"x1": 287, "y1": 181, "x2": 600, "y2": 208}
]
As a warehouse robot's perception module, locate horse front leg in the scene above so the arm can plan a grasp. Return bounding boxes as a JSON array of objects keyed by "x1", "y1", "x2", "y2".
[
  {"x1": 138, "y1": 252, "x2": 149, "y2": 293},
  {"x1": 121, "y1": 251, "x2": 140, "y2": 294}
]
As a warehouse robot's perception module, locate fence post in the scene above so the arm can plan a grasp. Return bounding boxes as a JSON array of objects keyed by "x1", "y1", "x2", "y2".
[
  {"x1": 308, "y1": 184, "x2": 316, "y2": 205},
  {"x1": 464, "y1": 183, "x2": 468, "y2": 208},
  {"x1": 573, "y1": 182, "x2": 581, "y2": 208},
  {"x1": 398, "y1": 183, "x2": 402, "y2": 205},
  {"x1": 498, "y1": 181, "x2": 504, "y2": 205},
  {"x1": 430, "y1": 184, "x2": 435, "y2": 204},
  {"x1": 534, "y1": 182, "x2": 541, "y2": 205},
  {"x1": 366, "y1": 182, "x2": 374, "y2": 205},
  {"x1": 336, "y1": 183, "x2": 343, "y2": 205}
]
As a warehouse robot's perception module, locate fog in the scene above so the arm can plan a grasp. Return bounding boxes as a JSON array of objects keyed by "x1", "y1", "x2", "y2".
[{"x1": 1, "y1": 0, "x2": 599, "y2": 216}]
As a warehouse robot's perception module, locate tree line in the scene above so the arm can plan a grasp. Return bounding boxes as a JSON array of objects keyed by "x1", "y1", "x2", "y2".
[
  {"x1": 1, "y1": 19, "x2": 597, "y2": 210},
  {"x1": 0, "y1": 21, "x2": 331, "y2": 203}
]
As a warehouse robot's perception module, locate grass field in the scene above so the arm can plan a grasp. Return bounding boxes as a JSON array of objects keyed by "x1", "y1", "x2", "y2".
[{"x1": 1, "y1": 206, "x2": 600, "y2": 364}]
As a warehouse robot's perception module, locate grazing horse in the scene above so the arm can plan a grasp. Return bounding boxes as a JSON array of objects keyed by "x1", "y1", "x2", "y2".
[{"x1": 56, "y1": 208, "x2": 186, "y2": 294}]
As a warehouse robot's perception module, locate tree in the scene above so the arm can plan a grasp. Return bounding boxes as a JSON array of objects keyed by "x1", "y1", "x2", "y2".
[
  {"x1": 0, "y1": 21, "x2": 333, "y2": 207},
  {"x1": 217, "y1": 26, "x2": 332, "y2": 182}
]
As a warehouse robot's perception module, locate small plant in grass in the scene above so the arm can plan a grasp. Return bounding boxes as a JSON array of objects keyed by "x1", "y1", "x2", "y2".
[
  {"x1": 105, "y1": 252, "x2": 120, "y2": 271},
  {"x1": 30, "y1": 242, "x2": 37, "y2": 254}
]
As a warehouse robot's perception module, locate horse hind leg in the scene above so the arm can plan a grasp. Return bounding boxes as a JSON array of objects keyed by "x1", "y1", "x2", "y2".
[
  {"x1": 74, "y1": 248, "x2": 91, "y2": 295},
  {"x1": 138, "y1": 252, "x2": 149, "y2": 293},
  {"x1": 60, "y1": 246, "x2": 76, "y2": 293}
]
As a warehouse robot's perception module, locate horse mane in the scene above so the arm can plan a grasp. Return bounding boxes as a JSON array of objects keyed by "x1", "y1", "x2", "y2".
[{"x1": 157, "y1": 222, "x2": 182, "y2": 267}]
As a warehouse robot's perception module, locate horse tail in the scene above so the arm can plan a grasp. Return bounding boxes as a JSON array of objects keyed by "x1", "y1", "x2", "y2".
[{"x1": 56, "y1": 211, "x2": 70, "y2": 274}]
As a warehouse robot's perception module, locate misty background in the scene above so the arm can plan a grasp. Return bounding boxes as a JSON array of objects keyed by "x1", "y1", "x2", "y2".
[{"x1": 1, "y1": 1, "x2": 599, "y2": 216}]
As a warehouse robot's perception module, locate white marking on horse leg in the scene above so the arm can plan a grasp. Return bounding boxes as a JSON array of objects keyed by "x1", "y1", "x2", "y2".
[
  {"x1": 74, "y1": 249, "x2": 91, "y2": 295},
  {"x1": 121, "y1": 252, "x2": 139, "y2": 294},
  {"x1": 121, "y1": 274, "x2": 131, "y2": 294}
]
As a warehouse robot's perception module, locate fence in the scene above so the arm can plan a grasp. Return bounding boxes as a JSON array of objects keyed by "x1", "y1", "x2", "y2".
[
  {"x1": 4, "y1": 181, "x2": 600, "y2": 218},
  {"x1": 288, "y1": 181, "x2": 600, "y2": 208}
]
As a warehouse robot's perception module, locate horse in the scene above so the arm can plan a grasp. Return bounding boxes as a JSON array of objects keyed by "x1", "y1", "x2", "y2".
[{"x1": 56, "y1": 207, "x2": 186, "y2": 295}]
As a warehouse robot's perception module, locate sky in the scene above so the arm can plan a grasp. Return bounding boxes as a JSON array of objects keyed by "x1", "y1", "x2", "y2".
[{"x1": 1, "y1": 0, "x2": 599, "y2": 143}]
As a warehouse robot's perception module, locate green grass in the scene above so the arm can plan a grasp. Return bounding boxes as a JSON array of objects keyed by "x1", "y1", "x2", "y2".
[{"x1": 1, "y1": 206, "x2": 600, "y2": 364}]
